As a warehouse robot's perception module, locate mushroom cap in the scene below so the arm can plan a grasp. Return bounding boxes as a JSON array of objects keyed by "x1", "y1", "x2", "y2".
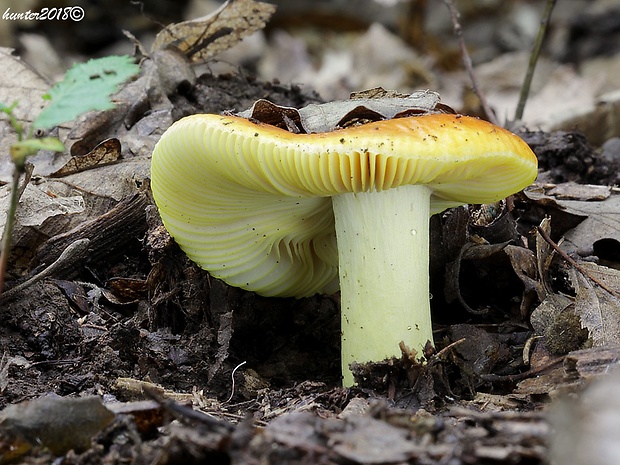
[{"x1": 151, "y1": 113, "x2": 537, "y2": 297}]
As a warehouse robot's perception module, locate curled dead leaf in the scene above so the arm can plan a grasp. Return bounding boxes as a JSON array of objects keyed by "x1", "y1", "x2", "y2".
[
  {"x1": 103, "y1": 277, "x2": 147, "y2": 305},
  {"x1": 238, "y1": 88, "x2": 450, "y2": 133},
  {"x1": 50, "y1": 138, "x2": 121, "y2": 177},
  {"x1": 151, "y1": 0, "x2": 276, "y2": 64},
  {"x1": 570, "y1": 263, "x2": 620, "y2": 347}
]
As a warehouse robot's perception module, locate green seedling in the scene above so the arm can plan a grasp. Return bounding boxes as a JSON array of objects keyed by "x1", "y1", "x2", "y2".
[{"x1": 0, "y1": 55, "x2": 139, "y2": 298}]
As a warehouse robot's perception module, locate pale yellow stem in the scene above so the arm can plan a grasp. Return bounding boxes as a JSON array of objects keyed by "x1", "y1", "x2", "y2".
[{"x1": 333, "y1": 184, "x2": 434, "y2": 386}]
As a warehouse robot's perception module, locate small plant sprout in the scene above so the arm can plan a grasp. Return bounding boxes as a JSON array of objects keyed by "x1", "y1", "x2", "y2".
[
  {"x1": 0, "y1": 55, "x2": 139, "y2": 298},
  {"x1": 151, "y1": 111, "x2": 538, "y2": 386}
]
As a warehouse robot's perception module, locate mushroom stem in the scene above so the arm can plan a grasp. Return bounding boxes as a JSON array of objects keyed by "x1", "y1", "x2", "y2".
[{"x1": 332, "y1": 184, "x2": 434, "y2": 386}]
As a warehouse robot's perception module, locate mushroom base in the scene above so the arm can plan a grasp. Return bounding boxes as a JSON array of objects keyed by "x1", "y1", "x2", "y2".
[{"x1": 332, "y1": 184, "x2": 434, "y2": 387}]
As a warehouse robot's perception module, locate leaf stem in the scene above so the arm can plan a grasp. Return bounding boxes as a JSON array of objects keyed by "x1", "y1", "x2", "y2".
[
  {"x1": 442, "y1": 0, "x2": 499, "y2": 126},
  {"x1": 0, "y1": 166, "x2": 25, "y2": 299},
  {"x1": 514, "y1": 0, "x2": 557, "y2": 121}
]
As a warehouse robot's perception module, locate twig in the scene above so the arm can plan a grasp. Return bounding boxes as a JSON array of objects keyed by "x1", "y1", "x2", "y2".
[
  {"x1": 441, "y1": 0, "x2": 498, "y2": 126},
  {"x1": 0, "y1": 163, "x2": 33, "y2": 299},
  {"x1": 536, "y1": 226, "x2": 620, "y2": 299},
  {"x1": 142, "y1": 384, "x2": 235, "y2": 432},
  {"x1": 434, "y1": 337, "x2": 466, "y2": 360},
  {"x1": 1, "y1": 238, "x2": 90, "y2": 301},
  {"x1": 514, "y1": 0, "x2": 556, "y2": 121},
  {"x1": 480, "y1": 357, "x2": 563, "y2": 383}
]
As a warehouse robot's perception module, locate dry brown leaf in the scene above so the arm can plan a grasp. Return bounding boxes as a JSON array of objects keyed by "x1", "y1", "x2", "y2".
[
  {"x1": 45, "y1": 158, "x2": 150, "y2": 203},
  {"x1": 532, "y1": 260, "x2": 620, "y2": 355},
  {"x1": 102, "y1": 277, "x2": 147, "y2": 305},
  {"x1": 529, "y1": 293, "x2": 585, "y2": 356},
  {"x1": 0, "y1": 182, "x2": 85, "y2": 247},
  {"x1": 505, "y1": 244, "x2": 542, "y2": 297},
  {"x1": 529, "y1": 215, "x2": 620, "y2": 355},
  {"x1": 570, "y1": 263, "x2": 620, "y2": 347},
  {"x1": 238, "y1": 89, "x2": 447, "y2": 133},
  {"x1": 557, "y1": 195, "x2": 620, "y2": 256},
  {"x1": 151, "y1": 0, "x2": 276, "y2": 64},
  {"x1": 504, "y1": 244, "x2": 544, "y2": 317},
  {"x1": 535, "y1": 217, "x2": 555, "y2": 295},
  {"x1": 0, "y1": 48, "x2": 49, "y2": 123},
  {"x1": 50, "y1": 138, "x2": 121, "y2": 177},
  {"x1": 0, "y1": 48, "x2": 53, "y2": 182},
  {"x1": 526, "y1": 186, "x2": 620, "y2": 256},
  {"x1": 545, "y1": 182, "x2": 611, "y2": 201}
]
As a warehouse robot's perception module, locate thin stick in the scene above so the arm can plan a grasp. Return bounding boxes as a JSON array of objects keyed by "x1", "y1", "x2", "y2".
[
  {"x1": 514, "y1": 0, "x2": 557, "y2": 121},
  {"x1": 441, "y1": 0, "x2": 499, "y2": 126},
  {"x1": 0, "y1": 163, "x2": 33, "y2": 299},
  {"x1": 142, "y1": 384, "x2": 235, "y2": 432},
  {"x1": 536, "y1": 225, "x2": 620, "y2": 299},
  {"x1": 433, "y1": 337, "x2": 466, "y2": 360},
  {"x1": 1, "y1": 239, "x2": 91, "y2": 301},
  {"x1": 480, "y1": 357, "x2": 563, "y2": 383}
]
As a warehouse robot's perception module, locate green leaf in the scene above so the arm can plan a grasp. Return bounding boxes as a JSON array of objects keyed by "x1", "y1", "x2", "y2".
[
  {"x1": 33, "y1": 55, "x2": 139, "y2": 130},
  {"x1": 0, "y1": 101, "x2": 17, "y2": 115},
  {"x1": 1, "y1": 101, "x2": 23, "y2": 137},
  {"x1": 10, "y1": 137, "x2": 65, "y2": 169}
]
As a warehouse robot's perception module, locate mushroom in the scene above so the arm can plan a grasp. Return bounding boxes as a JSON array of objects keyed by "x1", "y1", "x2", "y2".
[{"x1": 151, "y1": 111, "x2": 537, "y2": 386}]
